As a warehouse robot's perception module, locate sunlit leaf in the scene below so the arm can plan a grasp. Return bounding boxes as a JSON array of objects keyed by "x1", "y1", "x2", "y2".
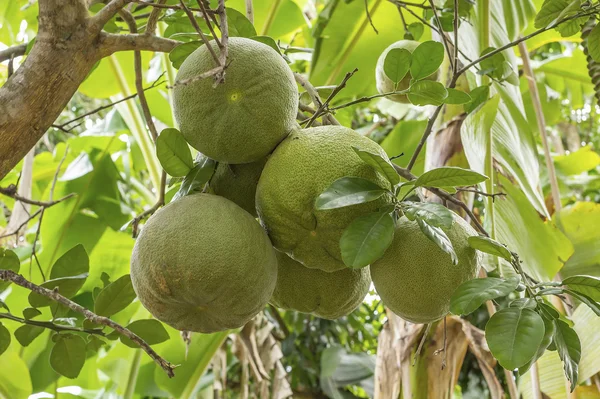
[
  {"x1": 407, "y1": 80, "x2": 448, "y2": 106},
  {"x1": 562, "y1": 275, "x2": 600, "y2": 301},
  {"x1": 50, "y1": 244, "x2": 89, "y2": 280},
  {"x1": 445, "y1": 88, "x2": 472, "y2": 104},
  {"x1": 383, "y1": 48, "x2": 411, "y2": 85},
  {"x1": 226, "y1": 8, "x2": 257, "y2": 38}
]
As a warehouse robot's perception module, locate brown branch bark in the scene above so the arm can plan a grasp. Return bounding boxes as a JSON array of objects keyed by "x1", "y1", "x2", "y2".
[
  {"x1": 0, "y1": 44, "x2": 27, "y2": 63},
  {"x1": 98, "y1": 33, "x2": 179, "y2": 57}
]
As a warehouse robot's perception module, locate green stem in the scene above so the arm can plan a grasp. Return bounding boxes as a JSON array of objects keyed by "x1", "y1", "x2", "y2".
[
  {"x1": 261, "y1": 0, "x2": 282, "y2": 36},
  {"x1": 108, "y1": 56, "x2": 162, "y2": 193},
  {"x1": 123, "y1": 350, "x2": 143, "y2": 399},
  {"x1": 158, "y1": 22, "x2": 177, "y2": 123}
]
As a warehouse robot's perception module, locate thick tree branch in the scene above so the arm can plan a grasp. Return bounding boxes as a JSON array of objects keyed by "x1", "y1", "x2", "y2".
[
  {"x1": 99, "y1": 33, "x2": 180, "y2": 57},
  {"x1": 88, "y1": 0, "x2": 132, "y2": 34},
  {"x1": 0, "y1": 44, "x2": 27, "y2": 63}
]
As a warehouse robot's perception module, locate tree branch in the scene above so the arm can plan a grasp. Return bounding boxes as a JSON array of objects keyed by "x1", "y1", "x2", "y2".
[
  {"x1": 0, "y1": 269, "x2": 176, "y2": 377},
  {"x1": 293, "y1": 73, "x2": 340, "y2": 126},
  {"x1": 0, "y1": 44, "x2": 27, "y2": 63},
  {"x1": 306, "y1": 68, "x2": 358, "y2": 127},
  {"x1": 145, "y1": 0, "x2": 167, "y2": 35},
  {"x1": 99, "y1": 33, "x2": 180, "y2": 57},
  {"x1": 88, "y1": 0, "x2": 133, "y2": 34}
]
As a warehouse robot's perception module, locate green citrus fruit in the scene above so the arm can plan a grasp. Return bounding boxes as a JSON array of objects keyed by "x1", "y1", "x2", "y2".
[
  {"x1": 270, "y1": 251, "x2": 371, "y2": 319},
  {"x1": 375, "y1": 40, "x2": 438, "y2": 103},
  {"x1": 130, "y1": 194, "x2": 277, "y2": 333},
  {"x1": 370, "y1": 214, "x2": 481, "y2": 324},
  {"x1": 256, "y1": 126, "x2": 394, "y2": 272},
  {"x1": 173, "y1": 37, "x2": 298, "y2": 164}
]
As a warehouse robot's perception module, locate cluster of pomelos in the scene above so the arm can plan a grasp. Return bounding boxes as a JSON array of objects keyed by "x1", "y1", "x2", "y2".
[{"x1": 130, "y1": 37, "x2": 481, "y2": 333}]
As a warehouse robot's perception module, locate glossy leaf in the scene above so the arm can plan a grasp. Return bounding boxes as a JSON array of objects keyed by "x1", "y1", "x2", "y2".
[
  {"x1": 554, "y1": 319, "x2": 582, "y2": 392},
  {"x1": 120, "y1": 319, "x2": 170, "y2": 348},
  {"x1": 156, "y1": 128, "x2": 194, "y2": 177},
  {"x1": 450, "y1": 277, "x2": 520, "y2": 315},
  {"x1": 315, "y1": 177, "x2": 388, "y2": 210},
  {"x1": 50, "y1": 244, "x2": 89, "y2": 280},
  {"x1": 173, "y1": 156, "x2": 217, "y2": 201},
  {"x1": 562, "y1": 275, "x2": 600, "y2": 301},
  {"x1": 50, "y1": 334, "x2": 86, "y2": 379},
  {"x1": 226, "y1": 8, "x2": 257, "y2": 38},
  {"x1": 383, "y1": 48, "x2": 411, "y2": 84},
  {"x1": 401, "y1": 201, "x2": 453, "y2": 230},
  {"x1": 0, "y1": 323, "x2": 10, "y2": 356},
  {"x1": 467, "y1": 236, "x2": 513, "y2": 261},
  {"x1": 410, "y1": 41, "x2": 444, "y2": 80},
  {"x1": 340, "y1": 211, "x2": 395, "y2": 269},
  {"x1": 414, "y1": 166, "x2": 488, "y2": 188},
  {"x1": 352, "y1": 147, "x2": 400, "y2": 185},
  {"x1": 94, "y1": 274, "x2": 136, "y2": 317},
  {"x1": 417, "y1": 219, "x2": 457, "y2": 265},
  {"x1": 563, "y1": 289, "x2": 600, "y2": 316},
  {"x1": 407, "y1": 80, "x2": 448, "y2": 106},
  {"x1": 485, "y1": 307, "x2": 545, "y2": 369}
]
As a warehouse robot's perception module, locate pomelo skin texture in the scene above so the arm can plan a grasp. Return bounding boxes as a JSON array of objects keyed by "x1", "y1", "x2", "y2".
[
  {"x1": 256, "y1": 126, "x2": 394, "y2": 272},
  {"x1": 270, "y1": 251, "x2": 371, "y2": 319},
  {"x1": 173, "y1": 37, "x2": 298, "y2": 164},
  {"x1": 130, "y1": 194, "x2": 278, "y2": 333},
  {"x1": 370, "y1": 214, "x2": 481, "y2": 324},
  {"x1": 375, "y1": 40, "x2": 438, "y2": 103}
]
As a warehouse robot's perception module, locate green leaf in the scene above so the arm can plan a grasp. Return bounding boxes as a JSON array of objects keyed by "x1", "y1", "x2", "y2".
[
  {"x1": 588, "y1": 23, "x2": 600, "y2": 62},
  {"x1": 401, "y1": 201, "x2": 453, "y2": 230},
  {"x1": 50, "y1": 244, "x2": 89, "y2": 280},
  {"x1": 510, "y1": 298, "x2": 537, "y2": 309},
  {"x1": 554, "y1": 319, "x2": 581, "y2": 392},
  {"x1": 315, "y1": 177, "x2": 388, "y2": 210},
  {"x1": 226, "y1": 8, "x2": 257, "y2": 38},
  {"x1": 410, "y1": 41, "x2": 445, "y2": 80},
  {"x1": 562, "y1": 275, "x2": 600, "y2": 301},
  {"x1": 0, "y1": 248, "x2": 20, "y2": 292},
  {"x1": 414, "y1": 166, "x2": 488, "y2": 188},
  {"x1": 120, "y1": 319, "x2": 170, "y2": 348},
  {"x1": 156, "y1": 128, "x2": 194, "y2": 177},
  {"x1": 479, "y1": 47, "x2": 506, "y2": 80},
  {"x1": 50, "y1": 334, "x2": 87, "y2": 379},
  {"x1": 86, "y1": 336, "x2": 106, "y2": 354},
  {"x1": 169, "y1": 41, "x2": 202, "y2": 69},
  {"x1": 450, "y1": 277, "x2": 521, "y2": 315},
  {"x1": 28, "y1": 274, "x2": 88, "y2": 308},
  {"x1": 562, "y1": 289, "x2": 600, "y2": 316},
  {"x1": 444, "y1": 88, "x2": 472, "y2": 105},
  {"x1": 464, "y1": 85, "x2": 490, "y2": 113},
  {"x1": 417, "y1": 219, "x2": 457, "y2": 265},
  {"x1": 535, "y1": 0, "x2": 568, "y2": 28},
  {"x1": 250, "y1": 35, "x2": 282, "y2": 55},
  {"x1": 467, "y1": 236, "x2": 513, "y2": 261},
  {"x1": 407, "y1": 80, "x2": 448, "y2": 106},
  {"x1": 538, "y1": 302, "x2": 561, "y2": 320},
  {"x1": 485, "y1": 307, "x2": 545, "y2": 369},
  {"x1": 406, "y1": 22, "x2": 424, "y2": 40},
  {"x1": 340, "y1": 211, "x2": 395, "y2": 269},
  {"x1": 518, "y1": 314, "x2": 555, "y2": 375},
  {"x1": 14, "y1": 325, "x2": 44, "y2": 347},
  {"x1": 173, "y1": 156, "x2": 217, "y2": 201},
  {"x1": 23, "y1": 308, "x2": 42, "y2": 320},
  {"x1": 0, "y1": 323, "x2": 10, "y2": 356},
  {"x1": 352, "y1": 147, "x2": 400, "y2": 185},
  {"x1": 383, "y1": 48, "x2": 411, "y2": 85},
  {"x1": 94, "y1": 274, "x2": 137, "y2": 317}
]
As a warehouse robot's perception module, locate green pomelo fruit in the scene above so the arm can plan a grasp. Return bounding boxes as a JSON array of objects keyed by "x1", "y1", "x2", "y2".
[
  {"x1": 256, "y1": 126, "x2": 394, "y2": 272},
  {"x1": 173, "y1": 37, "x2": 298, "y2": 164},
  {"x1": 270, "y1": 251, "x2": 371, "y2": 319},
  {"x1": 375, "y1": 40, "x2": 438, "y2": 104},
  {"x1": 370, "y1": 214, "x2": 481, "y2": 324},
  {"x1": 130, "y1": 194, "x2": 277, "y2": 333}
]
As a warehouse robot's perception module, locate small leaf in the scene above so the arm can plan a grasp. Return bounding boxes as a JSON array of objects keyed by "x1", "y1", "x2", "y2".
[
  {"x1": 485, "y1": 307, "x2": 545, "y2": 369},
  {"x1": 417, "y1": 219, "x2": 457, "y2": 264},
  {"x1": 173, "y1": 156, "x2": 216, "y2": 201},
  {"x1": 120, "y1": 319, "x2": 170, "y2": 348},
  {"x1": 169, "y1": 41, "x2": 202, "y2": 69},
  {"x1": 0, "y1": 248, "x2": 20, "y2": 292},
  {"x1": 406, "y1": 22, "x2": 424, "y2": 40},
  {"x1": 479, "y1": 47, "x2": 506, "y2": 80},
  {"x1": 450, "y1": 277, "x2": 520, "y2": 315},
  {"x1": 383, "y1": 48, "x2": 411, "y2": 85},
  {"x1": 562, "y1": 275, "x2": 600, "y2": 301},
  {"x1": 250, "y1": 36, "x2": 282, "y2": 55},
  {"x1": 156, "y1": 128, "x2": 194, "y2": 177},
  {"x1": 554, "y1": 319, "x2": 581, "y2": 392},
  {"x1": 226, "y1": 8, "x2": 257, "y2": 38},
  {"x1": 464, "y1": 85, "x2": 490, "y2": 113},
  {"x1": 86, "y1": 336, "x2": 106, "y2": 354},
  {"x1": 23, "y1": 308, "x2": 42, "y2": 320},
  {"x1": 94, "y1": 274, "x2": 137, "y2": 317},
  {"x1": 414, "y1": 166, "x2": 488, "y2": 188},
  {"x1": 588, "y1": 23, "x2": 600, "y2": 62},
  {"x1": 14, "y1": 325, "x2": 44, "y2": 347},
  {"x1": 401, "y1": 201, "x2": 453, "y2": 230},
  {"x1": 315, "y1": 177, "x2": 388, "y2": 210},
  {"x1": 444, "y1": 88, "x2": 472, "y2": 105},
  {"x1": 50, "y1": 334, "x2": 87, "y2": 379},
  {"x1": 352, "y1": 147, "x2": 400, "y2": 185},
  {"x1": 50, "y1": 244, "x2": 89, "y2": 280},
  {"x1": 518, "y1": 314, "x2": 555, "y2": 375},
  {"x1": 410, "y1": 41, "x2": 445, "y2": 80},
  {"x1": 0, "y1": 323, "x2": 11, "y2": 356},
  {"x1": 340, "y1": 211, "x2": 395, "y2": 269},
  {"x1": 28, "y1": 274, "x2": 88, "y2": 308},
  {"x1": 562, "y1": 289, "x2": 600, "y2": 316},
  {"x1": 407, "y1": 80, "x2": 448, "y2": 106},
  {"x1": 467, "y1": 236, "x2": 512, "y2": 261}
]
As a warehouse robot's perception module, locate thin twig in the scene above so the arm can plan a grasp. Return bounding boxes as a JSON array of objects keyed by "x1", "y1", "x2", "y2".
[
  {"x1": 329, "y1": 89, "x2": 409, "y2": 111},
  {"x1": 131, "y1": 171, "x2": 166, "y2": 238},
  {"x1": 391, "y1": 0, "x2": 431, "y2": 9},
  {"x1": 365, "y1": 0, "x2": 379, "y2": 34},
  {"x1": 169, "y1": 64, "x2": 226, "y2": 88},
  {"x1": 400, "y1": 3, "x2": 440, "y2": 34},
  {"x1": 306, "y1": 68, "x2": 358, "y2": 127},
  {"x1": 131, "y1": 0, "x2": 213, "y2": 13},
  {"x1": 453, "y1": 0, "x2": 459, "y2": 69},
  {"x1": 196, "y1": 0, "x2": 221, "y2": 48},
  {"x1": 179, "y1": 0, "x2": 220, "y2": 66},
  {"x1": 0, "y1": 312, "x2": 106, "y2": 336},
  {"x1": 0, "y1": 43, "x2": 26, "y2": 63},
  {"x1": 293, "y1": 73, "x2": 340, "y2": 126},
  {"x1": 413, "y1": 323, "x2": 431, "y2": 365},
  {"x1": 216, "y1": 0, "x2": 229, "y2": 82},
  {"x1": 428, "y1": 0, "x2": 454, "y2": 72},
  {"x1": 0, "y1": 270, "x2": 176, "y2": 377},
  {"x1": 456, "y1": 188, "x2": 506, "y2": 200},
  {"x1": 0, "y1": 187, "x2": 75, "y2": 208},
  {"x1": 406, "y1": 104, "x2": 445, "y2": 170}
]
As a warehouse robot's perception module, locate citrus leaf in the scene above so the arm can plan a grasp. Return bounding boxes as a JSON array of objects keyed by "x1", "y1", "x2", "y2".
[
  {"x1": 401, "y1": 201, "x2": 453, "y2": 230},
  {"x1": 479, "y1": 46, "x2": 506, "y2": 80},
  {"x1": 588, "y1": 23, "x2": 600, "y2": 62},
  {"x1": 50, "y1": 244, "x2": 89, "y2": 280},
  {"x1": 562, "y1": 275, "x2": 600, "y2": 301},
  {"x1": 554, "y1": 319, "x2": 581, "y2": 392},
  {"x1": 340, "y1": 211, "x2": 394, "y2": 269},
  {"x1": 22, "y1": 308, "x2": 42, "y2": 320},
  {"x1": 444, "y1": 88, "x2": 472, "y2": 105},
  {"x1": 464, "y1": 85, "x2": 490, "y2": 113},
  {"x1": 28, "y1": 273, "x2": 88, "y2": 308},
  {"x1": 14, "y1": 325, "x2": 44, "y2": 347},
  {"x1": 352, "y1": 147, "x2": 400, "y2": 185},
  {"x1": 0, "y1": 248, "x2": 20, "y2": 292},
  {"x1": 414, "y1": 166, "x2": 488, "y2": 188},
  {"x1": 50, "y1": 334, "x2": 86, "y2": 379},
  {"x1": 406, "y1": 22, "x2": 424, "y2": 40},
  {"x1": 226, "y1": 8, "x2": 257, "y2": 38},
  {"x1": 169, "y1": 41, "x2": 202, "y2": 69},
  {"x1": 510, "y1": 298, "x2": 537, "y2": 309},
  {"x1": 485, "y1": 307, "x2": 545, "y2": 369},
  {"x1": 383, "y1": 48, "x2": 411, "y2": 85},
  {"x1": 173, "y1": 156, "x2": 216, "y2": 201},
  {"x1": 518, "y1": 314, "x2": 555, "y2": 375},
  {"x1": 250, "y1": 35, "x2": 282, "y2": 55},
  {"x1": 156, "y1": 128, "x2": 194, "y2": 177},
  {"x1": 467, "y1": 236, "x2": 513, "y2": 261},
  {"x1": 450, "y1": 277, "x2": 521, "y2": 315},
  {"x1": 534, "y1": 0, "x2": 568, "y2": 28},
  {"x1": 538, "y1": 302, "x2": 561, "y2": 320},
  {"x1": 94, "y1": 274, "x2": 136, "y2": 317},
  {"x1": 562, "y1": 289, "x2": 600, "y2": 316},
  {"x1": 417, "y1": 219, "x2": 457, "y2": 265},
  {"x1": 410, "y1": 40, "x2": 444, "y2": 80},
  {"x1": 120, "y1": 319, "x2": 170, "y2": 348},
  {"x1": 0, "y1": 323, "x2": 11, "y2": 356},
  {"x1": 315, "y1": 177, "x2": 388, "y2": 210},
  {"x1": 407, "y1": 80, "x2": 448, "y2": 106}
]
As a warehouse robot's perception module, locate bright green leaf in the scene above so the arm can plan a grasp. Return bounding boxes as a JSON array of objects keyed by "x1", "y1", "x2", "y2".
[
  {"x1": 415, "y1": 166, "x2": 488, "y2": 188},
  {"x1": 0, "y1": 248, "x2": 20, "y2": 292},
  {"x1": 50, "y1": 334, "x2": 87, "y2": 379},
  {"x1": 156, "y1": 128, "x2": 194, "y2": 177},
  {"x1": 588, "y1": 23, "x2": 600, "y2": 62},
  {"x1": 315, "y1": 177, "x2": 388, "y2": 210},
  {"x1": 401, "y1": 201, "x2": 453, "y2": 230},
  {"x1": 50, "y1": 244, "x2": 89, "y2": 280},
  {"x1": 120, "y1": 319, "x2": 170, "y2": 348},
  {"x1": 407, "y1": 80, "x2": 448, "y2": 106},
  {"x1": 226, "y1": 8, "x2": 257, "y2": 38},
  {"x1": 417, "y1": 219, "x2": 457, "y2": 265},
  {"x1": 450, "y1": 277, "x2": 521, "y2": 315},
  {"x1": 406, "y1": 22, "x2": 424, "y2": 40},
  {"x1": 169, "y1": 41, "x2": 202, "y2": 69},
  {"x1": 410, "y1": 41, "x2": 445, "y2": 80},
  {"x1": 352, "y1": 147, "x2": 400, "y2": 185},
  {"x1": 383, "y1": 48, "x2": 411, "y2": 85},
  {"x1": 94, "y1": 274, "x2": 137, "y2": 317},
  {"x1": 28, "y1": 274, "x2": 88, "y2": 308},
  {"x1": 0, "y1": 323, "x2": 10, "y2": 356},
  {"x1": 445, "y1": 88, "x2": 472, "y2": 104},
  {"x1": 340, "y1": 211, "x2": 394, "y2": 269},
  {"x1": 467, "y1": 236, "x2": 513, "y2": 261},
  {"x1": 554, "y1": 319, "x2": 581, "y2": 392},
  {"x1": 562, "y1": 275, "x2": 600, "y2": 301}
]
